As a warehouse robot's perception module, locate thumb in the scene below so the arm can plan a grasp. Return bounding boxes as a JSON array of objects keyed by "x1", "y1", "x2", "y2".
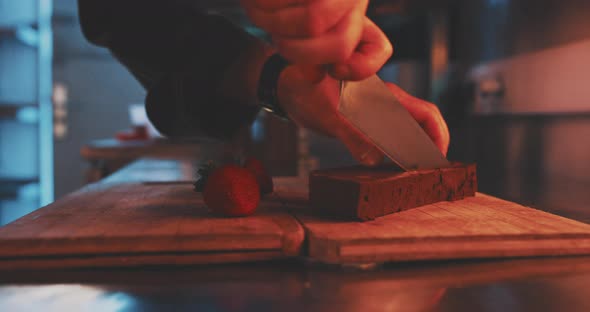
[
  {"x1": 329, "y1": 17, "x2": 393, "y2": 81},
  {"x1": 298, "y1": 64, "x2": 326, "y2": 83},
  {"x1": 385, "y1": 82, "x2": 450, "y2": 156}
]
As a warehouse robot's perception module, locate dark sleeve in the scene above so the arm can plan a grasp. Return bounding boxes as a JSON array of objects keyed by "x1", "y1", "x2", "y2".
[{"x1": 78, "y1": 0, "x2": 260, "y2": 140}]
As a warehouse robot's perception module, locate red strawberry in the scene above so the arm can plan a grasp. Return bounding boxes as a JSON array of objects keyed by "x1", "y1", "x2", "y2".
[
  {"x1": 243, "y1": 157, "x2": 274, "y2": 195},
  {"x1": 202, "y1": 164, "x2": 260, "y2": 217}
]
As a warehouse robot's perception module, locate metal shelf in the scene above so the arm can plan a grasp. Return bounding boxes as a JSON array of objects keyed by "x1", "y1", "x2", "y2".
[
  {"x1": 0, "y1": 176, "x2": 37, "y2": 200},
  {"x1": 0, "y1": 24, "x2": 39, "y2": 47},
  {"x1": 0, "y1": 0, "x2": 54, "y2": 213},
  {"x1": 0, "y1": 103, "x2": 39, "y2": 122}
]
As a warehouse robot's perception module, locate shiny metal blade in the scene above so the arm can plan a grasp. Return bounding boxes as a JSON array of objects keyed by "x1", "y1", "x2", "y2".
[{"x1": 338, "y1": 75, "x2": 450, "y2": 171}]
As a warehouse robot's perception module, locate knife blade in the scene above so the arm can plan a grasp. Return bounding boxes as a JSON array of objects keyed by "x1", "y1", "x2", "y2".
[{"x1": 338, "y1": 75, "x2": 450, "y2": 171}]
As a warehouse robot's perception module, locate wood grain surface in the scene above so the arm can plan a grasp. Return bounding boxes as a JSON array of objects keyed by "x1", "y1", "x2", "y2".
[
  {"x1": 1, "y1": 158, "x2": 590, "y2": 269},
  {"x1": 309, "y1": 163, "x2": 477, "y2": 220},
  {"x1": 295, "y1": 193, "x2": 590, "y2": 264},
  {"x1": 0, "y1": 183, "x2": 304, "y2": 268}
]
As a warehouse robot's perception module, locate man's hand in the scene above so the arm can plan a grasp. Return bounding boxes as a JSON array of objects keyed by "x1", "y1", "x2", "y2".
[
  {"x1": 241, "y1": 0, "x2": 392, "y2": 81},
  {"x1": 223, "y1": 1, "x2": 445, "y2": 163},
  {"x1": 277, "y1": 65, "x2": 450, "y2": 166},
  {"x1": 385, "y1": 83, "x2": 450, "y2": 156}
]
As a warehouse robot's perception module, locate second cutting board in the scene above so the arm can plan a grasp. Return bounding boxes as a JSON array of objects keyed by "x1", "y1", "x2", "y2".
[{"x1": 0, "y1": 183, "x2": 304, "y2": 269}]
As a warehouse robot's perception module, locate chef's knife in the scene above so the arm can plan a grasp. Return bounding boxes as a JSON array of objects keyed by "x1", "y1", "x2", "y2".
[{"x1": 338, "y1": 75, "x2": 450, "y2": 171}]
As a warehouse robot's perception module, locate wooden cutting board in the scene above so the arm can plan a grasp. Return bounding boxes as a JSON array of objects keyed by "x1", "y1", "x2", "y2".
[
  {"x1": 1, "y1": 160, "x2": 590, "y2": 268},
  {"x1": 0, "y1": 183, "x2": 304, "y2": 269},
  {"x1": 291, "y1": 192, "x2": 590, "y2": 264}
]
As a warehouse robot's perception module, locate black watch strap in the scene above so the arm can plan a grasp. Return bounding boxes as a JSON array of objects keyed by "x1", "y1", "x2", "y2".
[{"x1": 257, "y1": 53, "x2": 290, "y2": 120}]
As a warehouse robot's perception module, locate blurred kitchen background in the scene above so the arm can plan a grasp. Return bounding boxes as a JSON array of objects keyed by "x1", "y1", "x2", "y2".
[{"x1": 1, "y1": 0, "x2": 589, "y2": 225}]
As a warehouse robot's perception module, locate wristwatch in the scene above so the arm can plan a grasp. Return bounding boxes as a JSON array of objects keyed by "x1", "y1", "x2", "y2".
[{"x1": 257, "y1": 53, "x2": 290, "y2": 120}]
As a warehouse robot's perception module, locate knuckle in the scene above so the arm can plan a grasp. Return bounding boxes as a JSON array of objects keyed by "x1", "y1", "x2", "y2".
[
  {"x1": 355, "y1": 67, "x2": 374, "y2": 81},
  {"x1": 428, "y1": 102, "x2": 441, "y2": 114},
  {"x1": 333, "y1": 50, "x2": 350, "y2": 63},
  {"x1": 332, "y1": 38, "x2": 355, "y2": 62},
  {"x1": 384, "y1": 40, "x2": 394, "y2": 59},
  {"x1": 304, "y1": 9, "x2": 326, "y2": 36}
]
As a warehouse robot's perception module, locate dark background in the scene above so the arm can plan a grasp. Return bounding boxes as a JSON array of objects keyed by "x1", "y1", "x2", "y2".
[{"x1": 0, "y1": 0, "x2": 589, "y2": 224}]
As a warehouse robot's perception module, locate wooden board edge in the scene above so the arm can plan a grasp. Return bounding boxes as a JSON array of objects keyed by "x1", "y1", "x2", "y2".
[
  {"x1": 305, "y1": 256, "x2": 590, "y2": 291},
  {"x1": 0, "y1": 235, "x2": 284, "y2": 258},
  {"x1": 307, "y1": 234, "x2": 341, "y2": 262},
  {"x1": 268, "y1": 213, "x2": 305, "y2": 256},
  {"x1": 0, "y1": 251, "x2": 286, "y2": 271},
  {"x1": 310, "y1": 237, "x2": 590, "y2": 265}
]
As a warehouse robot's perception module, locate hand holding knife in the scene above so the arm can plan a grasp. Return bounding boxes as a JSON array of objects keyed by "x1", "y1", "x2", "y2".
[
  {"x1": 338, "y1": 75, "x2": 451, "y2": 171},
  {"x1": 246, "y1": 0, "x2": 449, "y2": 170}
]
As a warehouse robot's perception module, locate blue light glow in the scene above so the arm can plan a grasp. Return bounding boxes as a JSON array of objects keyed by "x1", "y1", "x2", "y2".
[
  {"x1": 38, "y1": 0, "x2": 54, "y2": 205},
  {"x1": 16, "y1": 106, "x2": 39, "y2": 123}
]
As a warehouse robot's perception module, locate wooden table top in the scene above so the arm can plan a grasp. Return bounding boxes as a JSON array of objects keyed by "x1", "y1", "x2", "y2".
[
  {"x1": 1, "y1": 158, "x2": 589, "y2": 312},
  {"x1": 80, "y1": 138, "x2": 226, "y2": 161}
]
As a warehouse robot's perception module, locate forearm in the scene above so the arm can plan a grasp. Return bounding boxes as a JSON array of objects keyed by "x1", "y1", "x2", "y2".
[
  {"x1": 218, "y1": 36, "x2": 276, "y2": 111},
  {"x1": 143, "y1": 22, "x2": 274, "y2": 140},
  {"x1": 78, "y1": 0, "x2": 272, "y2": 139}
]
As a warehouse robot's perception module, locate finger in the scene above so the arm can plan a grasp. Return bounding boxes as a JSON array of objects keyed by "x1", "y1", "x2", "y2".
[
  {"x1": 298, "y1": 64, "x2": 326, "y2": 83},
  {"x1": 274, "y1": 3, "x2": 364, "y2": 64},
  {"x1": 276, "y1": 65, "x2": 336, "y2": 134},
  {"x1": 247, "y1": 0, "x2": 306, "y2": 11},
  {"x1": 245, "y1": 0, "x2": 360, "y2": 38},
  {"x1": 385, "y1": 83, "x2": 450, "y2": 155},
  {"x1": 329, "y1": 17, "x2": 393, "y2": 81}
]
